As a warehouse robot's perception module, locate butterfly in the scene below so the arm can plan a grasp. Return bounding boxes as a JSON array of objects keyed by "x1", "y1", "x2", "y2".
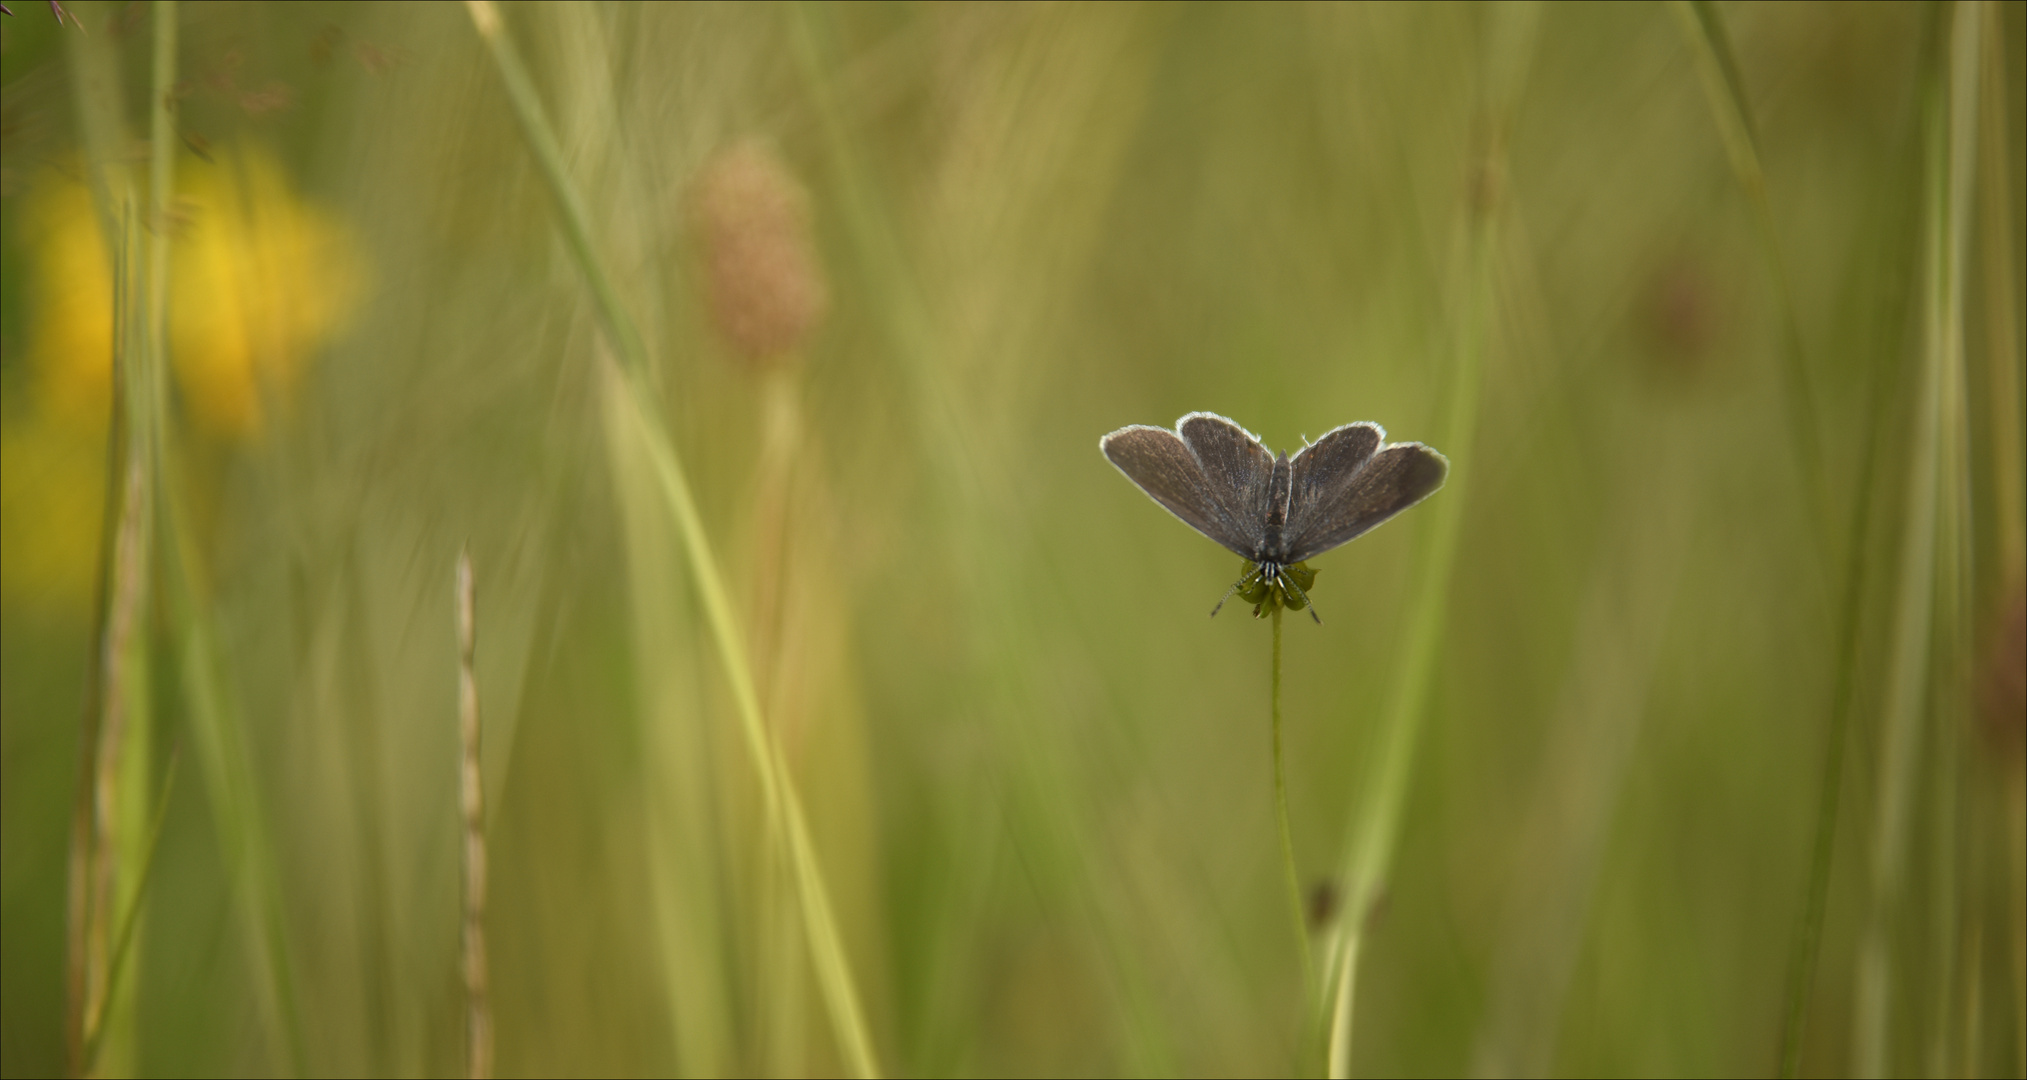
[{"x1": 1100, "y1": 412, "x2": 1448, "y2": 622}]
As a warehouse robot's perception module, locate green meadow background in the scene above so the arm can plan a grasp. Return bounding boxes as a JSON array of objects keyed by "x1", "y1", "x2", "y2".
[{"x1": 2, "y1": 2, "x2": 2022, "y2": 1077}]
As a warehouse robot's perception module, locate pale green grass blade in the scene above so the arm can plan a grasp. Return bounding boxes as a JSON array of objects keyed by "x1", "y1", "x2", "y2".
[
  {"x1": 464, "y1": 5, "x2": 880, "y2": 1074},
  {"x1": 1324, "y1": 8, "x2": 1536, "y2": 1076},
  {"x1": 1672, "y1": 1, "x2": 1827, "y2": 533},
  {"x1": 59, "y1": 14, "x2": 161, "y2": 1074},
  {"x1": 1661, "y1": 0, "x2": 1916, "y2": 1066},
  {"x1": 1269, "y1": 606, "x2": 1311, "y2": 996},
  {"x1": 58, "y1": 15, "x2": 139, "y2": 1072},
  {"x1": 1975, "y1": 8, "x2": 2027, "y2": 1072},
  {"x1": 1855, "y1": 6, "x2": 1981, "y2": 1076},
  {"x1": 788, "y1": 5, "x2": 1184, "y2": 1073},
  {"x1": 83, "y1": 747, "x2": 178, "y2": 1073}
]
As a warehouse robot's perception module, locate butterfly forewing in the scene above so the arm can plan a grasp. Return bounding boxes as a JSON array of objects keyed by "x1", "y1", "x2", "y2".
[
  {"x1": 1101, "y1": 424, "x2": 1264, "y2": 558},
  {"x1": 1283, "y1": 442, "x2": 1449, "y2": 562},
  {"x1": 1177, "y1": 413, "x2": 1277, "y2": 547}
]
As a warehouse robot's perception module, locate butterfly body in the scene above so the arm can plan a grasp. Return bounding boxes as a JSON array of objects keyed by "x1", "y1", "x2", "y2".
[{"x1": 1100, "y1": 412, "x2": 1447, "y2": 620}]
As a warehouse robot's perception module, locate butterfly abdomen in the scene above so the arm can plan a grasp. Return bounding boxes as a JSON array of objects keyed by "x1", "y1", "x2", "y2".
[{"x1": 1261, "y1": 452, "x2": 1293, "y2": 561}]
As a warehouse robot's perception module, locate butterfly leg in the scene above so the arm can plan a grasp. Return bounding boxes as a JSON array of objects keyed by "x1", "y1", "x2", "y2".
[
  {"x1": 1210, "y1": 564, "x2": 1262, "y2": 618},
  {"x1": 1279, "y1": 569, "x2": 1323, "y2": 624}
]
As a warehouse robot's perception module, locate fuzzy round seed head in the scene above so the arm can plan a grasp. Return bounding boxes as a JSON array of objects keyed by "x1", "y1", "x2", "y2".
[{"x1": 691, "y1": 141, "x2": 828, "y2": 368}]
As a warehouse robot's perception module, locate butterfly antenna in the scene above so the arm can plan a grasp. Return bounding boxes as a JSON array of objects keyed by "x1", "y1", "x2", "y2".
[
  {"x1": 1209, "y1": 567, "x2": 1256, "y2": 618},
  {"x1": 1280, "y1": 570, "x2": 1323, "y2": 624}
]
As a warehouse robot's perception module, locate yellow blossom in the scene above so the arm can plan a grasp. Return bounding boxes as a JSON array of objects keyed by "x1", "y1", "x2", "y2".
[
  {"x1": 3, "y1": 143, "x2": 363, "y2": 609},
  {"x1": 19, "y1": 141, "x2": 364, "y2": 439},
  {"x1": 167, "y1": 144, "x2": 364, "y2": 436}
]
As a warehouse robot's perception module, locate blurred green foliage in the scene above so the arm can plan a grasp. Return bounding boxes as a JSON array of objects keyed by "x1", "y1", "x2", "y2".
[{"x1": 2, "y1": 2, "x2": 2022, "y2": 1077}]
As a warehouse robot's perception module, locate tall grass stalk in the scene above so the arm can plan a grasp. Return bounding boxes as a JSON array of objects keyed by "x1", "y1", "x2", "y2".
[
  {"x1": 70, "y1": 4, "x2": 308, "y2": 1070},
  {"x1": 1322, "y1": 8, "x2": 1533, "y2": 1076},
  {"x1": 1269, "y1": 606, "x2": 1311, "y2": 996},
  {"x1": 1977, "y1": 5, "x2": 2025, "y2": 580},
  {"x1": 602, "y1": 367, "x2": 735, "y2": 1077},
  {"x1": 69, "y1": 209, "x2": 152, "y2": 1080},
  {"x1": 455, "y1": 551, "x2": 492, "y2": 1080},
  {"x1": 147, "y1": 431, "x2": 306, "y2": 1076},
  {"x1": 611, "y1": 361, "x2": 879, "y2": 1077},
  {"x1": 1673, "y1": 1, "x2": 1828, "y2": 537},
  {"x1": 1322, "y1": 218, "x2": 1487, "y2": 1080},
  {"x1": 464, "y1": 5, "x2": 880, "y2": 1075},
  {"x1": 1977, "y1": 10, "x2": 2027, "y2": 1071},
  {"x1": 87, "y1": 746, "x2": 180, "y2": 1074},
  {"x1": 87, "y1": 10, "x2": 183, "y2": 1069},
  {"x1": 752, "y1": 368, "x2": 809, "y2": 1077},
  {"x1": 1921, "y1": 7, "x2": 1983, "y2": 1073},
  {"x1": 1670, "y1": 4, "x2": 1912, "y2": 1071},
  {"x1": 160, "y1": 483, "x2": 304, "y2": 1074},
  {"x1": 788, "y1": 5, "x2": 1178, "y2": 1072},
  {"x1": 60, "y1": 7, "x2": 176, "y2": 1071},
  {"x1": 59, "y1": 11, "x2": 140, "y2": 1072},
  {"x1": 1855, "y1": 5, "x2": 1981, "y2": 1076}
]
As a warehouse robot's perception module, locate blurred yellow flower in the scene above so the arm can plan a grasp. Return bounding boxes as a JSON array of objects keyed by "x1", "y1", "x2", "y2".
[
  {"x1": 167, "y1": 144, "x2": 364, "y2": 436},
  {"x1": 3, "y1": 143, "x2": 363, "y2": 609},
  {"x1": 0, "y1": 408, "x2": 106, "y2": 611},
  {"x1": 20, "y1": 176, "x2": 116, "y2": 428},
  {"x1": 20, "y1": 141, "x2": 365, "y2": 438}
]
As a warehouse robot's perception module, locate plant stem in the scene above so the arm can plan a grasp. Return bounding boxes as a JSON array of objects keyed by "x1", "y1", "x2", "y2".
[
  {"x1": 456, "y1": 551, "x2": 493, "y2": 1080},
  {"x1": 1674, "y1": 0, "x2": 1829, "y2": 540},
  {"x1": 1323, "y1": 3, "x2": 1527, "y2": 1066},
  {"x1": 465, "y1": 6, "x2": 879, "y2": 1075},
  {"x1": 1272, "y1": 605, "x2": 1312, "y2": 999},
  {"x1": 1780, "y1": 403, "x2": 1886, "y2": 1080},
  {"x1": 61, "y1": 12, "x2": 140, "y2": 1069},
  {"x1": 1670, "y1": 8, "x2": 1905, "y2": 1071},
  {"x1": 1856, "y1": 6, "x2": 1980, "y2": 1074}
]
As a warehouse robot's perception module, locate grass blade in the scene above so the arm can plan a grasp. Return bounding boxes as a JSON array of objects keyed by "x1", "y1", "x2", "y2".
[
  {"x1": 59, "y1": 8, "x2": 165, "y2": 1071},
  {"x1": 1269, "y1": 606, "x2": 1312, "y2": 997},
  {"x1": 456, "y1": 550, "x2": 492, "y2": 1080},
  {"x1": 1854, "y1": 5, "x2": 1981, "y2": 1075},
  {"x1": 464, "y1": 5, "x2": 880, "y2": 1074},
  {"x1": 1324, "y1": 8, "x2": 1535, "y2": 1075},
  {"x1": 1671, "y1": 1, "x2": 1827, "y2": 534}
]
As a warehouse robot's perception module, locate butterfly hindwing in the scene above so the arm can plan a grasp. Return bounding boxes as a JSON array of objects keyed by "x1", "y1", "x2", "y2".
[
  {"x1": 1283, "y1": 422, "x2": 1384, "y2": 553},
  {"x1": 1283, "y1": 439, "x2": 1448, "y2": 563}
]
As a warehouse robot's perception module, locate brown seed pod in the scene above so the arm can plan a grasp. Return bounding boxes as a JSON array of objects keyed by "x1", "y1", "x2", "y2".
[{"x1": 690, "y1": 140, "x2": 828, "y2": 368}]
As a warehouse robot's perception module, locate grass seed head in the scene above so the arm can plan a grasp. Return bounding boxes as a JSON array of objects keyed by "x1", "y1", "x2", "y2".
[{"x1": 691, "y1": 140, "x2": 828, "y2": 369}]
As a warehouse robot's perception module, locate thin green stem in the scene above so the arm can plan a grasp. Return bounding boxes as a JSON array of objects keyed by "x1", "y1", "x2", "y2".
[
  {"x1": 1271, "y1": 606, "x2": 1312, "y2": 998},
  {"x1": 1322, "y1": 0, "x2": 1523, "y2": 1053},
  {"x1": 64, "y1": 8, "x2": 181, "y2": 1070},
  {"x1": 456, "y1": 551, "x2": 492, "y2": 1080},
  {"x1": 1857, "y1": 6, "x2": 1980, "y2": 1074},
  {"x1": 61, "y1": 17, "x2": 140, "y2": 1071},
  {"x1": 465, "y1": 5, "x2": 878, "y2": 1075},
  {"x1": 1780, "y1": 354, "x2": 1887, "y2": 1080},
  {"x1": 1674, "y1": 1, "x2": 1829, "y2": 540},
  {"x1": 84, "y1": 747, "x2": 180, "y2": 1073},
  {"x1": 1670, "y1": 8, "x2": 1900, "y2": 1071}
]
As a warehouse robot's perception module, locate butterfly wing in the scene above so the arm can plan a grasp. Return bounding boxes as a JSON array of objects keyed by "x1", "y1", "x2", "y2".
[
  {"x1": 1282, "y1": 422, "x2": 1383, "y2": 547},
  {"x1": 1101, "y1": 413, "x2": 1273, "y2": 558},
  {"x1": 1283, "y1": 423, "x2": 1447, "y2": 562},
  {"x1": 1177, "y1": 412, "x2": 1278, "y2": 542}
]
